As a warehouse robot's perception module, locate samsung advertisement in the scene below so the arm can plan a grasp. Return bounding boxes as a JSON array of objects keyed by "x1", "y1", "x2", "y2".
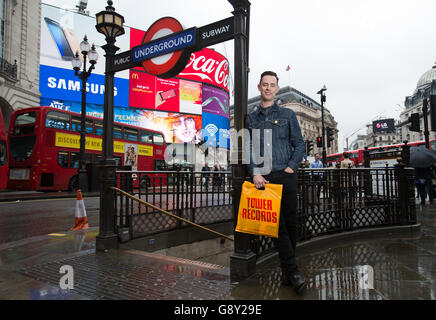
[{"x1": 40, "y1": 4, "x2": 230, "y2": 152}]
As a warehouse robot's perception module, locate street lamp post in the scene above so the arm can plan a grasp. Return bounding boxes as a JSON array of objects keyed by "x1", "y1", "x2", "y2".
[
  {"x1": 95, "y1": 0, "x2": 125, "y2": 251},
  {"x1": 317, "y1": 85, "x2": 327, "y2": 166},
  {"x1": 72, "y1": 36, "x2": 98, "y2": 192},
  {"x1": 228, "y1": 0, "x2": 255, "y2": 281}
]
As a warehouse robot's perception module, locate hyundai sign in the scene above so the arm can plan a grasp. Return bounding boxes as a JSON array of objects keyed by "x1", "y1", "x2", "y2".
[{"x1": 372, "y1": 119, "x2": 395, "y2": 134}]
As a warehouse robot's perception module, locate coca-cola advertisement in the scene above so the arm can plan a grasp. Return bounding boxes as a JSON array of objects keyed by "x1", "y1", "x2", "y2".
[{"x1": 178, "y1": 49, "x2": 230, "y2": 93}]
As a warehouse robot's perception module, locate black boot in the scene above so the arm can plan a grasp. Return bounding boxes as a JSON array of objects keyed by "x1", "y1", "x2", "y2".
[{"x1": 283, "y1": 270, "x2": 307, "y2": 294}]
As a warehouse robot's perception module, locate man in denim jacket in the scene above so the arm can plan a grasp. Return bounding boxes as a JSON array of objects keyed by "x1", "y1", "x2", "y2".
[{"x1": 246, "y1": 71, "x2": 306, "y2": 294}]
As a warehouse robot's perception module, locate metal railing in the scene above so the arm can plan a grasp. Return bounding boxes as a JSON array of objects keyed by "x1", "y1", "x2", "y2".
[
  {"x1": 115, "y1": 170, "x2": 232, "y2": 240},
  {"x1": 113, "y1": 165, "x2": 416, "y2": 260},
  {"x1": 251, "y1": 165, "x2": 417, "y2": 257}
]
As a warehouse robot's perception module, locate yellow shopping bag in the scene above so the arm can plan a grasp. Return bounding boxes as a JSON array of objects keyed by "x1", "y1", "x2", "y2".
[{"x1": 235, "y1": 181, "x2": 283, "y2": 238}]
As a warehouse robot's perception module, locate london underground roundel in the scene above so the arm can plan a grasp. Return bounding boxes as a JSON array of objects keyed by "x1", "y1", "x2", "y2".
[{"x1": 142, "y1": 17, "x2": 193, "y2": 79}]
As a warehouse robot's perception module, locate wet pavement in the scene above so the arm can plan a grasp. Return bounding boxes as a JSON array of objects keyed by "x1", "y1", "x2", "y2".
[{"x1": 0, "y1": 199, "x2": 435, "y2": 300}]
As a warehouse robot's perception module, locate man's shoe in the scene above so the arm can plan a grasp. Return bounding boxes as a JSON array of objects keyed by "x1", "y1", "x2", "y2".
[{"x1": 282, "y1": 270, "x2": 307, "y2": 294}]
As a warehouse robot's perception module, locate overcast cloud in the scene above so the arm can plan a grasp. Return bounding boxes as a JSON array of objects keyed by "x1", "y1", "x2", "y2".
[{"x1": 43, "y1": 0, "x2": 436, "y2": 150}]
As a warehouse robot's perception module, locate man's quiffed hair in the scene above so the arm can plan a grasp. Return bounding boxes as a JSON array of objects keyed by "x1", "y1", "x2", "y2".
[{"x1": 260, "y1": 71, "x2": 279, "y2": 84}]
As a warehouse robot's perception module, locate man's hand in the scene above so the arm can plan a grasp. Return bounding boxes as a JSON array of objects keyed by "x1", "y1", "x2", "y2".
[
  {"x1": 284, "y1": 167, "x2": 294, "y2": 174},
  {"x1": 253, "y1": 175, "x2": 269, "y2": 189}
]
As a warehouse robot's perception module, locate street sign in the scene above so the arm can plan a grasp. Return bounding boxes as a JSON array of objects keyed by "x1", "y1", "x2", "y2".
[
  {"x1": 137, "y1": 17, "x2": 196, "y2": 79},
  {"x1": 197, "y1": 17, "x2": 234, "y2": 48},
  {"x1": 132, "y1": 28, "x2": 196, "y2": 63},
  {"x1": 111, "y1": 50, "x2": 139, "y2": 73}
]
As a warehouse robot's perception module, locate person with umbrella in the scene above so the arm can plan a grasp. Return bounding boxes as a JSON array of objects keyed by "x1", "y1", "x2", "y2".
[{"x1": 410, "y1": 146, "x2": 436, "y2": 205}]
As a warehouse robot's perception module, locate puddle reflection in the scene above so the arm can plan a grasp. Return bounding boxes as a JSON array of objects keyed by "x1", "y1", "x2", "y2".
[{"x1": 245, "y1": 243, "x2": 433, "y2": 300}]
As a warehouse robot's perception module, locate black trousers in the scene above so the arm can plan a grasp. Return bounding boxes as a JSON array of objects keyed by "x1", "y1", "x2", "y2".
[{"x1": 263, "y1": 170, "x2": 299, "y2": 276}]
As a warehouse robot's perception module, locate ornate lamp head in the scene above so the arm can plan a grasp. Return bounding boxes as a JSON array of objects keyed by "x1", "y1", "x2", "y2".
[{"x1": 95, "y1": 1, "x2": 125, "y2": 41}]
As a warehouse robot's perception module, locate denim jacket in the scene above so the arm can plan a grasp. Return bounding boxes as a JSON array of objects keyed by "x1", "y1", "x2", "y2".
[{"x1": 246, "y1": 103, "x2": 305, "y2": 176}]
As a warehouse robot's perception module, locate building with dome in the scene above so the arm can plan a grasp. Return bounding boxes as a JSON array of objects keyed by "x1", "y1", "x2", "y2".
[{"x1": 399, "y1": 63, "x2": 436, "y2": 143}]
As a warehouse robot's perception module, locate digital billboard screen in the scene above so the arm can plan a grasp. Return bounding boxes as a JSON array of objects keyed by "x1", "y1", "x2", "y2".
[{"x1": 372, "y1": 119, "x2": 395, "y2": 134}]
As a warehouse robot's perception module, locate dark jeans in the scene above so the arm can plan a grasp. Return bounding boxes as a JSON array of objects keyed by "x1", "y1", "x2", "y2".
[
  {"x1": 416, "y1": 183, "x2": 427, "y2": 204},
  {"x1": 263, "y1": 170, "x2": 299, "y2": 276}
]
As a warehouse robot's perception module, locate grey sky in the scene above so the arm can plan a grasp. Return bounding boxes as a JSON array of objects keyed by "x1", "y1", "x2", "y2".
[{"x1": 42, "y1": 0, "x2": 436, "y2": 150}]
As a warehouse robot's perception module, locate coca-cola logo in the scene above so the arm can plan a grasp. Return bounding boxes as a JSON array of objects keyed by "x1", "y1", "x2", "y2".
[{"x1": 179, "y1": 51, "x2": 229, "y2": 92}]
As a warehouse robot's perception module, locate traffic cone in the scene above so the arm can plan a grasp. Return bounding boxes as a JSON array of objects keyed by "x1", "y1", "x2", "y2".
[{"x1": 71, "y1": 189, "x2": 89, "y2": 231}]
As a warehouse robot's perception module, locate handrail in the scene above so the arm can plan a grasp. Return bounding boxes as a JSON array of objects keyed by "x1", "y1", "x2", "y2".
[{"x1": 110, "y1": 186, "x2": 234, "y2": 242}]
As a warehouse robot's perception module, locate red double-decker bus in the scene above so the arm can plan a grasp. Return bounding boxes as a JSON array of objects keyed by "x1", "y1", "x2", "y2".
[
  {"x1": 7, "y1": 106, "x2": 167, "y2": 191},
  {"x1": 0, "y1": 111, "x2": 8, "y2": 190},
  {"x1": 326, "y1": 149, "x2": 364, "y2": 167},
  {"x1": 367, "y1": 139, "x2": 436, "y2": 152},
  {"x1": 326, "y1": 139, "x2": 436, "y2": 167}
]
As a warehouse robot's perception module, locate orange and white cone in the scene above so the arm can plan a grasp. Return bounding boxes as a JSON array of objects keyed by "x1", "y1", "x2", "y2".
[{"x1": 71, "y1": 189, "x2": 89, "y2": 231}]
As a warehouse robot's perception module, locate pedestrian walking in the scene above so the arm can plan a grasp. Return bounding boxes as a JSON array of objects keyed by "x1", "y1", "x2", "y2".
[
  {"x1": 213, "y1": 163, "x2": 222, "y2": 190},
  {"x1": 340, "y1": 152, "x2": 354, "y2": 168},
  {"x1": 246, "y1": 70, "x2": 306, "y2": 294},
  {"x1": 202, "y1": 162, "x2": 211, "y2": 191},
  {"x1": 310, "y1": 153, "x2": 323, "y2": 201},
  {"x1": 414, "y1": 167, "x2": 432, "y2": 205}
]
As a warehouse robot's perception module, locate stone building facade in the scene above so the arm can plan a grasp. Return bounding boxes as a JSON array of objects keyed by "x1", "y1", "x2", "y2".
[
  {"x1": 363, "y1": 121, "x2": 401, "y2": 148},
  {"x1": 0, "y1": 0, "x2": 41, "y2": 131},
  {"x1": 399, "y1": 63, "x2": 436, "y2": 144}
]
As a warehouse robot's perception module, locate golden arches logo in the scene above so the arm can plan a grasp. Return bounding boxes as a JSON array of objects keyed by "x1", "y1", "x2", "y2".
[{"x1": 131, "y1": 73, "x2": 139, "y2": 80}]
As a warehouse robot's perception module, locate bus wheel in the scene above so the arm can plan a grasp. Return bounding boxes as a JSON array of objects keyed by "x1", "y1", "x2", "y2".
[
  {"x1": 69, "y1": 175, "x2": 79, "y2": 192},
  {"x1": 139, "y1": 176, "x2": 150, "y2": 189}
]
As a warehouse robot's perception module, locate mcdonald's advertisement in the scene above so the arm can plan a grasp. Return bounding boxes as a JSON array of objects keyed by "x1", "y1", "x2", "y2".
[{"x1": 40, "y1": 3, "x2": 230, "y2": 148}]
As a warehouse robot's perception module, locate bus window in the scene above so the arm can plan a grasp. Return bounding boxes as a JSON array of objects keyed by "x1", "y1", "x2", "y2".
[
  {"x1": 114, "y1": 125, "x2": 122, "y2": 139},
  {"x1": 154, "y1": 133, "x2": 164, "y2": 145},
  {"x1": 95, "y1": 121, "x2": 103, "y2": 136},
  {"x1": 46, "y1": 111, "x2": 70, "y2": 131},
  {"x1": 140, "y1": 130, "x2": 153, "y2": 144},
  {"x1": 10, "y1": 136, "x2": 36, "y2": 161},
  {"x1": 12, "y1": 112, "x2": 37, "y2": 136},
  {"x1": 14, "y1": 112, "x2": 36, "y2": 126},
  {"x1": 70, "y1": 152, "x2": 80, "y2": 168},
  {"x1": 0, "y1": 141, "x2": 6, "y2": 166},
  {"x1": 125, "y1": 128, "x2": 138, "y2": 141},
  {"x1": 85, "y1": 119, "x2": 93, "y2": 134},
  {"x1": 58, "y1": 151, "x2": 69, "y2": 168},
  {"x1": 72, "y1": 116, "x2": 81, "y2": 132},
  {"x1": 154, "y1": 159, "x2": 167, "y2": 171},
  {"x1": 431, "y1": 140, "x2": 436, "y2": 151}
]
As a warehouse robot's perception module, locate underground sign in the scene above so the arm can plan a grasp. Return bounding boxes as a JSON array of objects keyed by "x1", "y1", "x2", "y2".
[{"x1": 134, "y1": 17, "x2": 195, "y2": 79}]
